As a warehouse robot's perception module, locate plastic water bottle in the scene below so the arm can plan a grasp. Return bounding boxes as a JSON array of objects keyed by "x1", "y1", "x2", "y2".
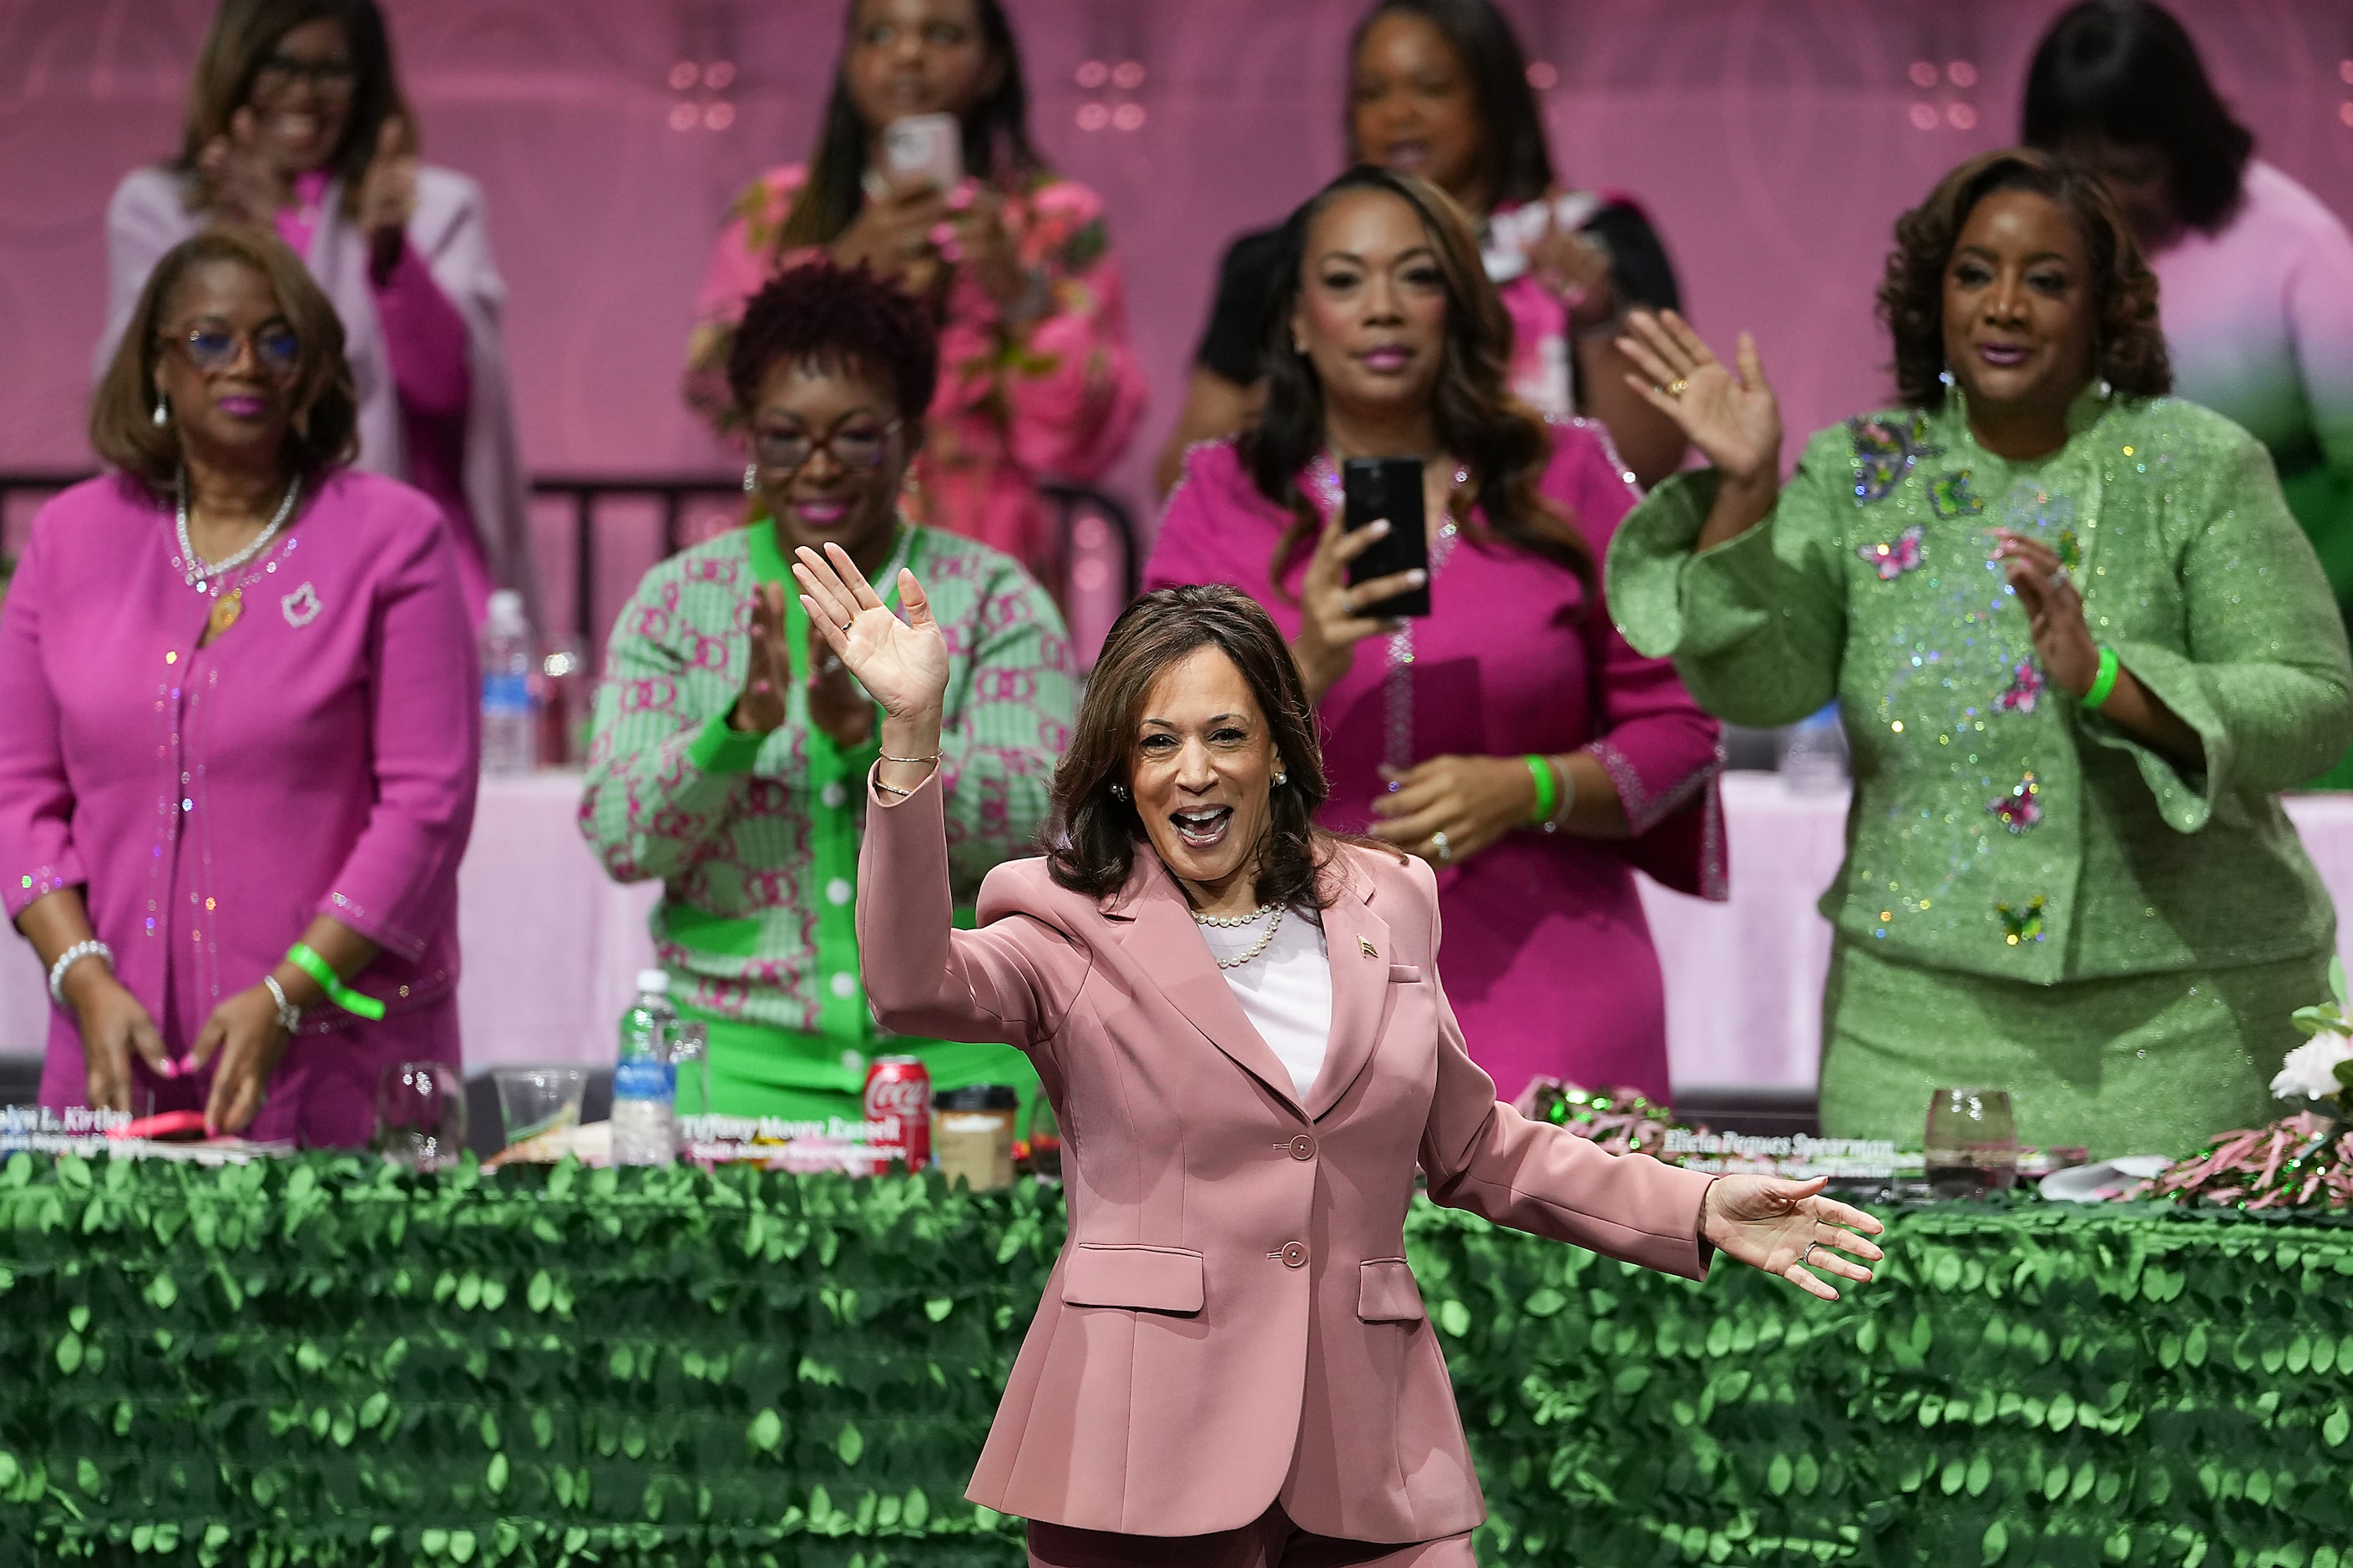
[
  {"x1": 611, "y1": 969, "x2": 677, "y2": 1166},
  {"x1": 480, "y1": 589, "x2": 537, "y2": 776},
  {"x1": 1778, "y1": 702, "x2": 1850, "y2": 793}
]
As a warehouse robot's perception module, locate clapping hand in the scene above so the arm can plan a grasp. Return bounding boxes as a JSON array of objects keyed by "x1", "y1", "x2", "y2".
[
  {"x1": 195, "y1": 107, "x2": 286, "y2": 226},
  {"x1": 1990, "y1": 529, "x2": 2101, "y2": 698},
  {"x1": 1701, "y1": 1176, "x2": 1885, "y2": 1301},
  {"x1": 355, "y1": 116, "x2": 419, "y2": 281}
]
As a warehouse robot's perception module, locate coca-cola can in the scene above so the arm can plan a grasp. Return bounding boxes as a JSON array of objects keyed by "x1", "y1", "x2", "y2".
[{"x1": 863, "y1": 1055, "x2": 933, "y2": 1173}]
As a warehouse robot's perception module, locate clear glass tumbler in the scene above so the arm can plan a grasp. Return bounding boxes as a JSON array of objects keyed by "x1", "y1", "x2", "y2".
[
  {"x1": 492, "y1": 1067, "x2": 587, "y2": 1157},
  {"x1": 1924, "y1": 1087, "x2": 2019, "y2": 1200},
  {"x1": 376, "y1": 1061, "x2": 468, "y2": 1172}
]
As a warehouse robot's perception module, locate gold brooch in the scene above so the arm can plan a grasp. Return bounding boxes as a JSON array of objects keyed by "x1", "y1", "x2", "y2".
[{"x1": 1358, "y1": 936, "x2": 1379, "y2": 958}]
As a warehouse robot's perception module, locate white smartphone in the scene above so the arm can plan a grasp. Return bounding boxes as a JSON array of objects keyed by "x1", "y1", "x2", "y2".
[{"x1": 882, "y1": 113, "x2": 962, "y2": 191}]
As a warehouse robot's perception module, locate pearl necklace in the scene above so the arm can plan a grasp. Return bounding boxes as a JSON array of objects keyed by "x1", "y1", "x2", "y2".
[
  {"x1": 1194, "y1": 903, "x2": 1282, "y2": 970},
  {"x1": 176, "y1": 468, "x2": 301, "y2": 593}
]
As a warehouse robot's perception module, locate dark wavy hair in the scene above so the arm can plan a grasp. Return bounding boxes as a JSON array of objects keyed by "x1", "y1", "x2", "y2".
[
  {"x1": 1344, "y1": 0, "x2": 1554, "y2": 210},
  {"x1": 1048, "y1": 585, "x2": 1371, "y2": 910},
  {"x1": 2022, "y1": 0, "x2": 2252, "y2": 233},
  {"x1": 1877, "y1": 148, "x2": 2170, "y2": 412},
  {"x1": 1243, "y1": 165, "x2": 1592, "y2": 594},
  {"x1": 776, "y1": 0, "x2": 1041, "y2": 253},
  {"x1": 90, "y1": 225, "x2": 359, "y2": 496},
  {"x1": 171, "y1": 0, "x2": 412, "y2": 220},
  {"x1": 726, "y1": 260, "x2": 939, "y2": 421}
]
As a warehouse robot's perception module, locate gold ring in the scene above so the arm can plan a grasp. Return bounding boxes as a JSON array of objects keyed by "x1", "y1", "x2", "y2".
[{"x1": 1667, "y1": 377, "x2": 1689, "y2": 398}]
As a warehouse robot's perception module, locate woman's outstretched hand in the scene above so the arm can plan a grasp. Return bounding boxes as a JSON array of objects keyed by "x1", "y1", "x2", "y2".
[
  {"x1": 1700, "y1": 1175, "x2": 1885, "y2": 1302},
  {"x1": 792, "y1": 544, "x2": 949, "y2": 722}
]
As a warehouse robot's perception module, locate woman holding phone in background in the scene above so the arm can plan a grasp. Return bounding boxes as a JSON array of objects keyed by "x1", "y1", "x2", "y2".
[
  {"x1": 1154, "y1": 0, "x2": 1689, "y2": 495},
  {"x1": 686, "y1": 0, "x2": 1146, "y2": 585},
  {"x1": 1146, "y1": 167, "x2": 1722, "y2": 1106}
]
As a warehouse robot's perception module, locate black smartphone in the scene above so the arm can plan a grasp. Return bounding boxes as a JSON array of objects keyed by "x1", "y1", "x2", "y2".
[{"x1": 1341, "y1": 456, "x2": 1430, "y2": 619}]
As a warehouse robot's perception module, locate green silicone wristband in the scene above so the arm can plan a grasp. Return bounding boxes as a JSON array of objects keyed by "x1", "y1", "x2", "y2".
[
  {"x1": 1525, "y1": 755, "x2": 1557, "y2": 826},
  {"x1": 2082, "y1": 645, "x2": 2121, "y2": 711},
  {"x1": 287, "y1": 943, "x2": 386, "y2": 1022}
]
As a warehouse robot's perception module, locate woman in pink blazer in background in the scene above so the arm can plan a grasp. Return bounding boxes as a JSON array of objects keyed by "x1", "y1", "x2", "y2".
[{"x1": 792, "y1": 545, "x2": 1882, "y2": 1565}]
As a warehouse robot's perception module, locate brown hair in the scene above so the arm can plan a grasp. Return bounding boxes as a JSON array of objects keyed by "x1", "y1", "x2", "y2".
[
  {"x1": 1047, "y1": 584, "x2": 1385, "y2": 908},
  {"x1": 1243, "y1": 165, "x2": 1593, "y2": 596},
  {"x1": 91, "y1": 226, "x2": 360, "y2": 495},
  {"x1": 1877, "y1": 147, "x2": 2170, "y2": 411},
  {"x1": 172, "y1": 0, "x2": 412, "y2": 219}
]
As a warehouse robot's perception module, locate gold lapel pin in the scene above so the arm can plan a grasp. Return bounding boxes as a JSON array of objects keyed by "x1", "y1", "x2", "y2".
[{"x1": 1359, "y1": 935, "x2": 1379, "y2": 958}]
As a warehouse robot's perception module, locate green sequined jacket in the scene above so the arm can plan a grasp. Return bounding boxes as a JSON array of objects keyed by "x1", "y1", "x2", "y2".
[{"x1": 1607, "y1": 390, "x2": 2353, "y2": 984}]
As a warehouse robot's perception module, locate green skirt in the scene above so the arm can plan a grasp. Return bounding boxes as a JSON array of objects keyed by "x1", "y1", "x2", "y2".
[
  {"x1": 1818, "y1": 938, "x2": 2313, "y2": 1160},
  {"x1": 676, "y1": 1004, "x2": 1040, "y2": 1127}
]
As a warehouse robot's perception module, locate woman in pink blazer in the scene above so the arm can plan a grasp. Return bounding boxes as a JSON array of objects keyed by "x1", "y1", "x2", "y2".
[{"x1": 794, "y1": 551, "x2": 1881, "y2": 1565}]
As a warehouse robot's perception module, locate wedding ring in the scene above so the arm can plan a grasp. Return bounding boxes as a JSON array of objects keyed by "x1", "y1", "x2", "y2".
[
  {"x1": 839, "y1": 620, "x2": 854, "y2": 632},
  {"x1": 1430, "y1": 830, "x2": 1453, "y2": 864},
  {"x1": 1667, "y1": 377, "x2": 1689, "y2": 398},
  {"x1": 1800, "y1": 1241, "x2": 1823, "y2": 1268}
]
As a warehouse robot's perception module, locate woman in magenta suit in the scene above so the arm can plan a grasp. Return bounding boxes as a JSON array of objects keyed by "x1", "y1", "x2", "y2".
[
  {"x1": 1147, "y1": 167, "x2": 1721, "y2": 1105},
  {"x1": 1, "y1": 225, "x2": 476, "y2": 1144},
  {"x1": 792, "y1": 542, "x2": 1881, "y2": 1565}
]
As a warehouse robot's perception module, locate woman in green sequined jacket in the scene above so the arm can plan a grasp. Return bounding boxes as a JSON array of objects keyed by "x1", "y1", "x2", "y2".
[{"x1": 1604, "y1": 149, "x2": 2353, "y2": 1158}]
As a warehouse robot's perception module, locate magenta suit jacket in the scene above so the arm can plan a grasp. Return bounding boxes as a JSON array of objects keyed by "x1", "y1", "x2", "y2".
[{"x1": 858, "y1": 771, "x2": 1716, "y2": 1542}]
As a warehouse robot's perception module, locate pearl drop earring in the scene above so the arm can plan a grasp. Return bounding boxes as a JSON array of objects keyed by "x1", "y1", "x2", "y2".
[
  {"x1": 1109, "y1": 782, "x2": 1129, "y2": 802},
  {"x1": 1273, "y1": 771, "x2": 1288, "y2": 787},
  {"x1": 152, "y1": 397, "x2": 170, "y2": 427},
  {"x1": 743, "y1": 463, "x2": 758, "y2": 494}
]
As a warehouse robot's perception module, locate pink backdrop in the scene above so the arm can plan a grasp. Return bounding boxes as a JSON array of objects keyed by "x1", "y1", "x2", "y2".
[{"x1": 7, "y1": 0, "x2": 2353, "y2": 635}]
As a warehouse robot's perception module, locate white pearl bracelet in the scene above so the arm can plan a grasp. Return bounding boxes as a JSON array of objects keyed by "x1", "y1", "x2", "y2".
[{"x1": 48, "y1": 940, "x2": 114, "y2": 1008}]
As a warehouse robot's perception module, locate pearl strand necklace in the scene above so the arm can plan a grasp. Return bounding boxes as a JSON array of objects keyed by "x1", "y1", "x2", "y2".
[
  {"x1": 1194, "y1": 903, "x2": 1283, "y2": 970},
  {"x1": 176, "y1": 467, "x2": 301, "y2": 593}
]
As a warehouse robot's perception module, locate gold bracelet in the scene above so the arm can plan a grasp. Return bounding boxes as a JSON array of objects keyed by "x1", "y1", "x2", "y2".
[{"x1": 880, "y1": 751, "x2": 942, "y2": 765}]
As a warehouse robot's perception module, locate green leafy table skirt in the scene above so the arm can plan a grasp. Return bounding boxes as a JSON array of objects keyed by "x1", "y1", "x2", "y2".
[{"x1": 2, "y1": 1152, "x2": 2350, "y2": 1566}]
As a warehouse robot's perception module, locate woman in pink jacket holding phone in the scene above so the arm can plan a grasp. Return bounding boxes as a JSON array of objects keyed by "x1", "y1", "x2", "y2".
[{"x1": 792, "y1": 541, "x2": 1882, "y2": 1566}]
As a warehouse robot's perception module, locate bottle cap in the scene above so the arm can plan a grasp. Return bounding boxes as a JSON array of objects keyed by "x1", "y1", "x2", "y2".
[
  {"x1": 485, "y1": 589, "x2": 529, "y2": 635},
  {"x1": 635, "y1": 969, "x2": 670, "y2": 995}
]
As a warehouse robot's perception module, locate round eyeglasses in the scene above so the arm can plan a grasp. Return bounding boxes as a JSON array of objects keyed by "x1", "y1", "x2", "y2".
[
  {"x1": 251, "y1": 53, "x2": 359, "y2": 102},
  {"x1": 750, "y1": 417, "x2": 903, "y2": 476},
  {"x1": 165, "y1": 324, "x2": 301, "y2": 376}
]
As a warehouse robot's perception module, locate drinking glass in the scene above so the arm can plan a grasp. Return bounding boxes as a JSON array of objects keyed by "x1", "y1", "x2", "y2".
[
  {"x1": 1924, "y1": 1087, "x2": 2019, "y2": 1199},
  {"x1": 493, "y1": 1067, "x2": 587, "y2": 1156},
  {"x1": 376, "y1": 1061, "x2": 467, "y2": 1171}
]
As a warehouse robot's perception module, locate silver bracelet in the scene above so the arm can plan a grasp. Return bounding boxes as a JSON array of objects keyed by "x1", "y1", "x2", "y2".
[
  {"x1": 261, "y1": 974, "x2": 302, "y2": 1034},
  {"x1": 48, "y1": 940, "x2": 114, "y2": 1008}
]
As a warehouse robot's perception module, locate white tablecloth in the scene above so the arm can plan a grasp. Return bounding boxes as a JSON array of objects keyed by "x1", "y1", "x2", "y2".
[{"x1": 10, "y1": 771, "x2": 2353, "y2": 1093}]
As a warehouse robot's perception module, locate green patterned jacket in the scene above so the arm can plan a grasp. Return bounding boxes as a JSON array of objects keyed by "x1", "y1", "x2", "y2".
[
  {"x1": 1607, "y1": 389, "x2": 2351, "y2": 984},
  {"x1": 579, "y1": 523, "x2": 1074, "y2": 1030}
]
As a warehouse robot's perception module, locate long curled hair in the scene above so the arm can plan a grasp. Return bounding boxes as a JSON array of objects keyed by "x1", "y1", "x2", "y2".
[
  {"x1": 1047, "y1": 586, "x2": 1365, "y2": 910},
  {"x1": 1242, "y1": 165, "x2": 1592, "y2": 595},
  {"x1": 1877, "y1": 148, "x2": 2170, "y2": 412},
  {"x1": 777, "y1": 0, "x2": 1042, "y2": 253}
]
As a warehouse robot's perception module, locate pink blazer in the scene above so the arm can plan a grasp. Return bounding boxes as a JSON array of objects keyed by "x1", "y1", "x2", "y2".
[{"x1": 858, "y1": 771, "x2": 1716, "y2": 1542}]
